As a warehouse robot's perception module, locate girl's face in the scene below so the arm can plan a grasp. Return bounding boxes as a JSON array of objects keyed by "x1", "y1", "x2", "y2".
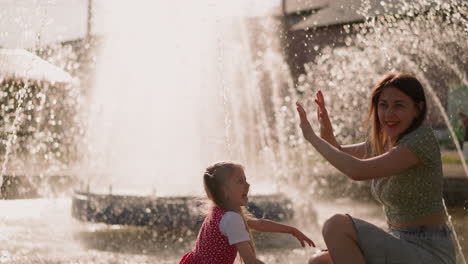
[
  {"x1": 224, "y1": 167, "x2": 250, "y2": 208},
  {"x1": 377, "y1": 86, "x2": 421, "y2": 144}
]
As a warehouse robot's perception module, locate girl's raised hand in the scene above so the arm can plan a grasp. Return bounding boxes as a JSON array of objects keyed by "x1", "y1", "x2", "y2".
[
  {"x1": 296, "y1": 101, "x2": 316, "y2": 142},
  {"x1": 291, "y1": 228, "x2": 315, "y2": 248}
]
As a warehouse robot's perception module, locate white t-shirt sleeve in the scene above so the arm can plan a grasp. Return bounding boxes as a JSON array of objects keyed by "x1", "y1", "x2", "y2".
[{"x1": 219, "y1": 211, "x2": 250, "y2": 245}]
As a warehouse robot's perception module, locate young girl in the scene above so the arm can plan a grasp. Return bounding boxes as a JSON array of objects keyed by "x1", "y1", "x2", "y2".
[
  {"x1": 296, "y1": 73, "x2": 456, "y2": 264},
  {"x1": 180, "y1": 161, "x2": 314, "y2": 264}
]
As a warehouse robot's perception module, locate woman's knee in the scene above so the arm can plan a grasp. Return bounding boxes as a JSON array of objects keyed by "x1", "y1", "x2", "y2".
[
  {"x1": 308, "y1": 252, "x2": 333, "y2": 264},
  {"x1": 322, "y1": 214, "x2": 354, "y2": 238}
]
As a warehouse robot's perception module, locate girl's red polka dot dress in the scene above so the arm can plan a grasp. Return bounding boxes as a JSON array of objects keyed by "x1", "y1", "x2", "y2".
[{"x1": 180, "y1": 206, "x2": 238, "y2": 264}]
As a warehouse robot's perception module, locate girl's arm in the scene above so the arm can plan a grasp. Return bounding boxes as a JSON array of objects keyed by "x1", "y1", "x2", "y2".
[
  {"x1": 247, "y1": 219, "x2": 314, "y2": 247},
  {"x1": 296, "y1": 102, "x2": 421, "y2": 181},
  {"x1": 315, "y1": 90, "x2": 367, "y2": 159},
  {"x1": 235, "y1": 241, "x2": 265, "y2": 264}
]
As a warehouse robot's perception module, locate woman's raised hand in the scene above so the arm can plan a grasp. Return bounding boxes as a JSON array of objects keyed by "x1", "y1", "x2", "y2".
[
  {"x1": 315, "y1": 90, "x2": 334, "y2": 140},
  {"x1": 296, "y1": 101, "x2": 316, "y2": 142}
]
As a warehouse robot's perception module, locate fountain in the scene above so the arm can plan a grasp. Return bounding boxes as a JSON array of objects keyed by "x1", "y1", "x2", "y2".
[
  {"x1": 69, "y1": 0, "x2": 297, "y2": 227},
  {"x1": 0, "y1": 0, "x2": 467, "y2": 263},
  {"x1": 0, "y1": 48, "x2": 79, "y2": 199}
]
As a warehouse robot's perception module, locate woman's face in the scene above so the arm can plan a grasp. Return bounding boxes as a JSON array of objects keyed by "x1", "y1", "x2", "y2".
[{"x1": 377, "y1": 86, "x2": 421, "y2": 143}]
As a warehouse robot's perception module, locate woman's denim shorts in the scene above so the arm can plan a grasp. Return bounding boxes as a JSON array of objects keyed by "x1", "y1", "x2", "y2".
[{"x1": 348, "y1": 215, "x2": 456, "y2": 264}]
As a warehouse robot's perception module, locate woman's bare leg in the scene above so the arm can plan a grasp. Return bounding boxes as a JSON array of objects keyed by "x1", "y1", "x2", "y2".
[
  {"x1": 308, "y1": 252, "x2": 333, "y2": 264},
  {"x1": 322, "y1": 214, "x2": 365, "y2": 264}
]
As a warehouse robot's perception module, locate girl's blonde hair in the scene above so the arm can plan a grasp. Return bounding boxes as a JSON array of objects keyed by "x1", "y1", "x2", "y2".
[{"x1": 203, "y1": 161, "x2": 257, "y2": 258}]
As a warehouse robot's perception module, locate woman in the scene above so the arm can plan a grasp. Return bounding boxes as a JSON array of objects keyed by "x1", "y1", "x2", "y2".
[{"x1": 296, "y1": 73, "x2": 456, "y2": 264}]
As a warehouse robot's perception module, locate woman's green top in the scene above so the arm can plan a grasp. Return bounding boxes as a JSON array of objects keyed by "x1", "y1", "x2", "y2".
[{"x1": 371, "y1": 125, "x2": 444, "y2": 224}]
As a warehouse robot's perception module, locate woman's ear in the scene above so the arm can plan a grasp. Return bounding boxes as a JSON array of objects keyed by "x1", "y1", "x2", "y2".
[
  {"x1": 417, "y1": 102, "x2": 425, "y2": 115},
  {"x1": 415, "y1": 102, "x2": 426, "y2": 116}
]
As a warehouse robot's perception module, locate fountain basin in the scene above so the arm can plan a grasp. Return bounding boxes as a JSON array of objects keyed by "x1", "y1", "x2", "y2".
[{"x1": 71, "y1": 190, "x2": 294, "y2": 228}]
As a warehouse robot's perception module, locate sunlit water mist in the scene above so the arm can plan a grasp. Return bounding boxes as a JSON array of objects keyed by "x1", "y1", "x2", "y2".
[
  {"x1": 296, "y1": 0, "x2": 467, "y2": 174},
  {"x1": 84, "y1": 2, "x2": 215, "y2": 196},
  {"x1": 81, "y1": 0, "x2": 310, "y2": 196}
]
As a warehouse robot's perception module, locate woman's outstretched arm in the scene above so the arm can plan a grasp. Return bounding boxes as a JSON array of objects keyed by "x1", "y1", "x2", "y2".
[{"x1": 296, "y1": 102, "x2": 421, "y2": 181}]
